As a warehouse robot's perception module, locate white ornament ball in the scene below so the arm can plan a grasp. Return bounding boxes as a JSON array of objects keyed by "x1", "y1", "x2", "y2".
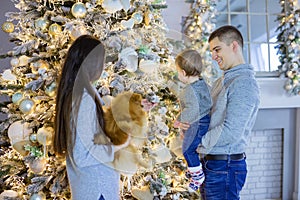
[
  {"x1": 19, "y1": 99, "x2": 35, "y2": 114},
  {"x1": 71, "y1": 2, "x2": 87, "y2": 18},
  {"x1": 30, "y1": 192, "x2": 46, "y2": 200},
  {"x1": 35, "y1": 18, "x2": 49, "y2": 32},
  {"x1": 12, "y1": 92, "x2": 23, "y2": 104},
  {"x1": 101, "y1": 95, "x2": 114, "y2": 107},
  {"x1": 10, "y1": 57, "x2": 19, "y2": 67},
  {"x1": 37, "y1": 127, "x2": 54, "y2": 145}
]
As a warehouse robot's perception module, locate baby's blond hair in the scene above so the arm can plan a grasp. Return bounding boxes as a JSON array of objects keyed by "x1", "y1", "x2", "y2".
[{"x1": 175, "y1": 49, "x2": 203, "y2": 77}]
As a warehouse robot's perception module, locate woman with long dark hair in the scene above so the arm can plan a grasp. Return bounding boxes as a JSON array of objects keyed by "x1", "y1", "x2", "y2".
[{"x1": 53, "y1": 35, "x2": 129, "y2": 200}]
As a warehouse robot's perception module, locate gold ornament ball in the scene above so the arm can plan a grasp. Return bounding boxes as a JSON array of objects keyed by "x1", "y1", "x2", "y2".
[
  {"x1": 18, "y1": 55, "x2": 30, "y2": 66},
  {"x1": 28, "y1": 158, "x2": 47, "y2": 174},
  {"x1": 19, "y1": 99, "x2": 35, "y2": 114},
  {"x1": 71, "y1": 2, "x2": 87, "y2": 18},
  {"x1": 48, "y1": 23, "x2": 62, "y2": 36},
  {"x1": 2, "y1": 22, "x2": 14, "y2": 33},
  {"x1": 35, "y1": 18, "x2": 49, "y2": 32},
  {"x1": 45, "y1": 82, "x2": 57, "y2": 97},
  {"x1": 37, "y1": 127, "x2": 54, "y2": 145}
]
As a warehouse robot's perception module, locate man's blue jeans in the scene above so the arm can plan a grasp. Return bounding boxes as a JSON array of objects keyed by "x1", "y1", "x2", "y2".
[
  {"x1": 200, "y1": 158, "x2": 247, "y2": 200},
  {"x1": 182, "y1": 114, "x2": 210, "y2": 167}
]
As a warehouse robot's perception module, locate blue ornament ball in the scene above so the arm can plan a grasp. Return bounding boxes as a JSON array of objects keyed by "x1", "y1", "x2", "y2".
[{"x1": 12, "y1": 92, "x2": 23, "y2": 104}]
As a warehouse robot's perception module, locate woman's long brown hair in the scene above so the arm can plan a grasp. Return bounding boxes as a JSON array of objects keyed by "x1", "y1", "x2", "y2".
[{"x1": 53, "y1": 35, "x2": 105, "y2": 158}]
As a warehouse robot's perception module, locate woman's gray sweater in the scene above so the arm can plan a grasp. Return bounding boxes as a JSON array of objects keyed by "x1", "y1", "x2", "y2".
[{"x1": 66, "y1": 91, "x2": 120, "y2": 200}]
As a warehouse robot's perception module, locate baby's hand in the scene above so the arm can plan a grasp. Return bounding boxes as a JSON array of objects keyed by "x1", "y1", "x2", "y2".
[{"x1": 173, "y1": 120, "x2": 190, "y2": 130}]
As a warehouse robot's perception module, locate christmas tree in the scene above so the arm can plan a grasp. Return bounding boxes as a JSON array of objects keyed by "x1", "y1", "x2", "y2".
[
  {"x1": 182, "y1": 0, "x2": 221, "y2": 86},
  {"x1": 275, "y1": 0, "x2": 300, "y2": 95},
  {"x1": 0, "y1": 0, "x2": 208, "y2": 199}
]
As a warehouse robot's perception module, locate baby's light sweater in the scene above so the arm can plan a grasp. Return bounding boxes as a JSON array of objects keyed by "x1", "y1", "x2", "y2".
[{"x1": 177, "y1": 79, "x2": 212, "y2": 123}]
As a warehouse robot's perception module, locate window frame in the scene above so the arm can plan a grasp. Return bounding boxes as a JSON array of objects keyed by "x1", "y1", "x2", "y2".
[{"x1": 215, "y1": 0, "x2": 283, "y2": 75}]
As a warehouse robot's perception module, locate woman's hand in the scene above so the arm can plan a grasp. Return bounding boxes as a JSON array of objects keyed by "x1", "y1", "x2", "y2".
[{"x1": 141, "y1": 99, "x2": 157, "y2": 111}]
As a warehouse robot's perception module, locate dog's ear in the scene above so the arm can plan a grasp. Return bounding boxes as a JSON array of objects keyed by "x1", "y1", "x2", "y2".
[{"x1": 130, "y1": 93, "x2": 142, "y2": 105}]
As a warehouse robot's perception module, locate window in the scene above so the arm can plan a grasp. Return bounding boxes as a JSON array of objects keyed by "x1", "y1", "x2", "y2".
[{"x1": 215, "y1": 0, "x2": 282, "y2": 73}]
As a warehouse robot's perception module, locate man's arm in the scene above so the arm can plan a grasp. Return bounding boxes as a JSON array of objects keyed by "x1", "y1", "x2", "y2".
[{"x1": 201, "y1": 78, "x2": 259, "y2": 151}]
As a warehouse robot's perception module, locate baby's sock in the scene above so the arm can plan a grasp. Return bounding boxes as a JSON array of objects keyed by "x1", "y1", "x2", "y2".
[{"x1": 187, "y1": 165, "x2": 205, "y2": 192}]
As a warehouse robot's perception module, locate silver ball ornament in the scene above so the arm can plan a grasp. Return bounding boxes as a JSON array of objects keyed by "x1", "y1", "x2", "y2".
[
  {"x1": 132, "y1": 12, "x2": 143, "y2": 24},
  {"x1": 30, "y1": 133, "x2": 37, "y2": 143},
  {"x1": 10, "y1": 58, "x2": 19, "y2": 67},
  {"x1": 19, "y1": 99, "x2": 35, "y2": 114},
  {"x1": 30, "y1": 192, "x2": 46, "y2": 200},
  {"x1": 35, "y1": 18, "x2": 49, "y2": 32},
  {"x1": 71, "y1": 2, "x2": 87, "y2": 18}
]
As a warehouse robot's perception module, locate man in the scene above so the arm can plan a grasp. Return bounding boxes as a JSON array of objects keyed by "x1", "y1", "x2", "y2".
[{"x1": 198, "y1": 25, "x2": 261, "y2": 199}]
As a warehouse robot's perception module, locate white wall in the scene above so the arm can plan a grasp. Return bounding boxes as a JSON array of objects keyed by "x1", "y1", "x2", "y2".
[{"x1": 162, "y1": 0, "x2": 190, "y2": 33}]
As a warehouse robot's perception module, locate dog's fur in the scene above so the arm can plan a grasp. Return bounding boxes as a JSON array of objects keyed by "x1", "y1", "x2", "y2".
[{"x1": 94, "y1": 91, "x2": 151, "y2": 175}]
